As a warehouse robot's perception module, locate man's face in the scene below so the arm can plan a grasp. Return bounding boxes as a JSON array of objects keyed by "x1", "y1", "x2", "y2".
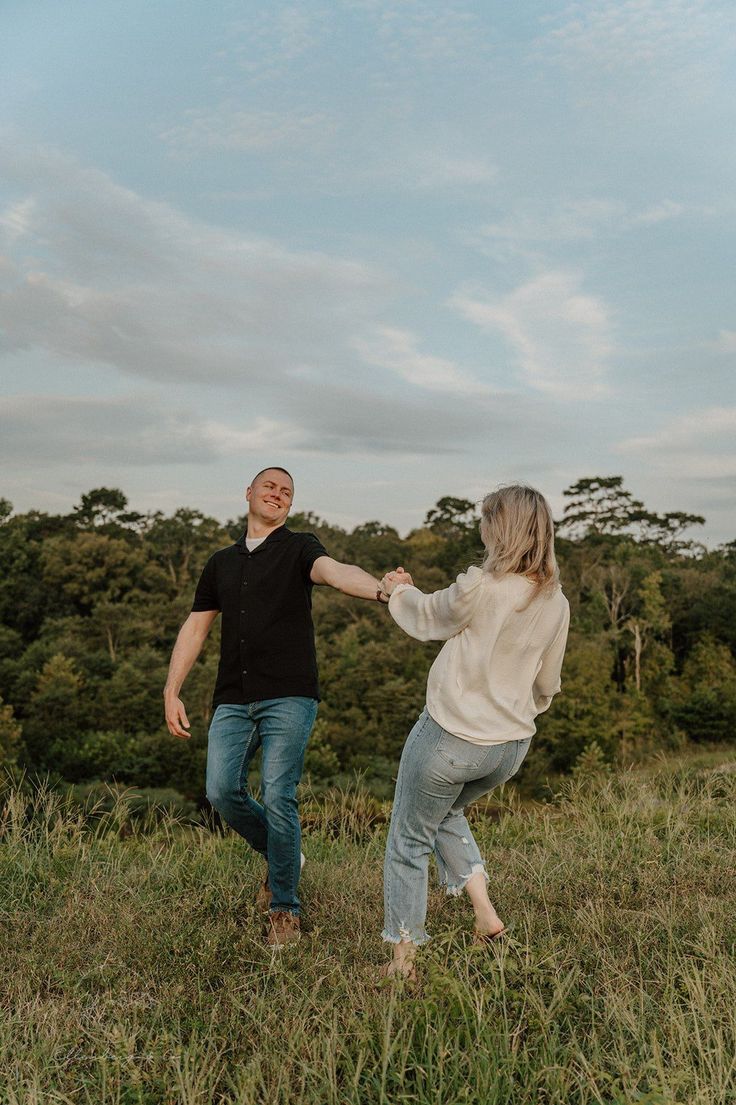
[{"x1": 246, "y1": 469, "x2": 294, "y2": 527}]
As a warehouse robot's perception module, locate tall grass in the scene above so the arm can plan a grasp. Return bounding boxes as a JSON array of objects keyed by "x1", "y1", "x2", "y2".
[{"x1": 2, "y1": 758, "x2": 736, "y2": 1104}]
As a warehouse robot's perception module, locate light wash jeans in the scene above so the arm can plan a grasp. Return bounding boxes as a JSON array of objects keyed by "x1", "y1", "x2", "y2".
[
  {"x1": 383, "y1": 708, "x2": 531, "y2": 945},
  {"x1": 206, "y1": 697, "x2": 318, "y2": 916}
]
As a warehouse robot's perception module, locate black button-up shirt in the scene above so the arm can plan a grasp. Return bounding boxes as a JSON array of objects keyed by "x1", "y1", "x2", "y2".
[{"x1": 191, "y1": 527, "x2": 328, "y2": 707}]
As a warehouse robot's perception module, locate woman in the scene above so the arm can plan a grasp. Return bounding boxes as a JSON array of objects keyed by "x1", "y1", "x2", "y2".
[{"x1": 379, "y1": 485, "x2": 569, "y2": 979}]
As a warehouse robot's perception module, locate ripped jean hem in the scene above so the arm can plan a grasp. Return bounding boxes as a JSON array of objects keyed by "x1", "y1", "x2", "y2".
[
  {"x1": 441, "y1": 862, "x2": 488, "y2": 898},
  {"x1": 381, "y1": 928, "x2": 430, "y2": 946}
]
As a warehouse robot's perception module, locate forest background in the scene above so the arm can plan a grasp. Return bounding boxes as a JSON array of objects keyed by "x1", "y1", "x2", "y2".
[{"x1": 1, "y1": 475, "x2": 735, "y2": 816}]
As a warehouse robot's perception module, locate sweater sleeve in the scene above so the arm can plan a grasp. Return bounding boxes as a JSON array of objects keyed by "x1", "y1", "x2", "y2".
[
  {"x1": 532, "y1": 601, "x2": 570, "y2": 713},
  {"x1": 388, "y1": 567, "x2": 485, "y2": 642}
]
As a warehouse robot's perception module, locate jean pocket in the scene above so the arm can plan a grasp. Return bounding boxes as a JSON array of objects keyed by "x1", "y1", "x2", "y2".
[{"x1": 433, "y1": 730, "x2": 485, "y2": 770}]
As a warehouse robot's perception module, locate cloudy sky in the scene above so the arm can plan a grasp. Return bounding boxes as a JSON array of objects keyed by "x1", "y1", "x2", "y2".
[{"x1": 2, "y1": 0, "x2": 735, "y2": 543}]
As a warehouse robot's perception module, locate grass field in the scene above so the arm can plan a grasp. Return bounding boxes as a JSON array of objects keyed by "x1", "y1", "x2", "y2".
[{"x1": 2, "y1": 752, "x2": 736, "y2": 1105}]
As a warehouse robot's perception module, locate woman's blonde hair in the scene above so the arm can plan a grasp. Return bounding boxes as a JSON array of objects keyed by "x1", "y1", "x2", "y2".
[{"x1": 480, "y1": 484, "x2": 559, "y2": 603}]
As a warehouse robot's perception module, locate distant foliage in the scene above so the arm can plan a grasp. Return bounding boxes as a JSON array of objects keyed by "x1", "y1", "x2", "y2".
[
  {"x1": 0, "y1": 697, "x2": 22, "y2": 769},
  {"x1": 0, "y1": 477, "x2": 733, "y2": 801}
]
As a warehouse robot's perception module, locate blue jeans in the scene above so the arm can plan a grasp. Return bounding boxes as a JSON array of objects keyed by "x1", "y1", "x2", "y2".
[
  {"x1": 206, "y1": 697, "x2": 318, "y2": 915},
  {"x1": 383, "y1": 708, "x2": 531, "y2": 945}
]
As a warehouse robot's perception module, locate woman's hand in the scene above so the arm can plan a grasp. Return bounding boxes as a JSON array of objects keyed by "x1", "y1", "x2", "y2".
[{"x1": 380, "y1": 566, "x2": 414, "y2": 596}]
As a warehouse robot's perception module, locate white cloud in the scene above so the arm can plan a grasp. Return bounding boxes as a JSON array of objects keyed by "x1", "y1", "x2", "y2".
[
  {"x1": 0, "y1": 143, "x2": 570, "y2": 469},
  {"x1": 0, "y1": 384, "x2": 559, "y2": 471},
  {"x1": 199, "y1": 416, "x2": 306, "y2": 455},
  {"x1": 481, "y1": 200, "x2": 626, "y2": 245},
  {"x1": 159, "y1": 106, "x2": 336, "y2": 155},
  {"x1": 403, "y1": 153, "x2": 496, "y2": 189},
  {"x1": 450, "y1": 271, "x2": 612, "y2": 400},
  {"x1": 630, "y1": 200, "x2": 685, "y2": 225},
  {"x1": 714, "y1": 330, "x2": 736, "y2": 353},
  {"x1": 537, "y1": 0, "x2": 735, "y2": 85},
  {"x1": 224, "y1": 6, "x2": 331, "y2": 83},
  {"x1": 476, "y1": 196, "x2": 697, "y2": 260},
  {"x1": 0, "y1": 197, "x2": 36, "y2": 243},
  {"x1": 617, "y1": 407, "x2": 736, "y2": 479},
  {"x1": 0, "y1": 394, "x2": 243, "y2": 466},
  {"x1": 364, "y1": 0, "x2": 487, "y2": 65},
  {"x1": 224, "y1": 2, "x2": 489, "y2": 82},
  {"x1": 0, "y1": 142, "x2": 389, "y2": 387},
  {"x1": 353, "y1": 325, "x2": 491, "y2": 394}
]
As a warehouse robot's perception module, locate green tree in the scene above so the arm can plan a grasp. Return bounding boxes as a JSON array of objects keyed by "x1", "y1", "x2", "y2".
[
  {"x1": 670, "y1": 636, "x2": 736, "y2": 742},
  {"x1": 0, "y1": 697, "x2": 22, "y2": 769},
  {"x1": 533, "y1": 634, "x2": 619, "y2": 773},
  {"x1": 72, "y1": 488, "x2": 146, "y2": 533},
  {"x1": 422, "y1": 497, "x2": 483, "y2": 576},
  {"x1": 558, "y1": 477, "x2": 644, "y2": 538},
  {"x1": 41, "y1": 532, "x2": 160, "y2": 614},
  {"x1": 424, "y1": 496, "x2": 478, "y2": 537},
  {"x1": 0, "y1": 512, "x2": 55, "y2": 639},
  {"x1": 147, "y1": 509, "x2": 230, "y2": 599},
  {"x1": 625, "y1": 571, "x2": 673, "y2": 693},
  {"x1": 637, "y1": 510, "x2": 706, "y2": 554},
  {"x1": 23, "y1": 654, "x2": 85, "y2": 772}
]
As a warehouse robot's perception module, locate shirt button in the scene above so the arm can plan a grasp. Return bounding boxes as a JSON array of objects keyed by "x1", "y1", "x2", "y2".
[
  {"x1": 242, "y1": 669, "x2": 247, "y2": 675},
  {"x1": 240, "y1": 609, "x2": 245, "y2": 614}
]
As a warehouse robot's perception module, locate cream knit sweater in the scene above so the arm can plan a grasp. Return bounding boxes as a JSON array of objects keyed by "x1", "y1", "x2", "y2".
[{"x1": 388, "y1": 566, "x2": 570, "y2": 746}]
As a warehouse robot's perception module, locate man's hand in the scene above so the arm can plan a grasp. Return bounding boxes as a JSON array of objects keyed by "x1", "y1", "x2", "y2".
[
  {"x1": 165, "y1": 695, "x2": 192, "y2": 740},
  {"x1": 163, "y1": 610, "x2": 218, "y2": 739},
  {"x1": 380, "y1": 566, "x2": 414, "y2": 596}
]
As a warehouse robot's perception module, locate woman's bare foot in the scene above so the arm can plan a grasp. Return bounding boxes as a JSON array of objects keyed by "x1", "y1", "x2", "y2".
[
  {"x1": 472, "y1": 907, "x2": 505, "y2": 938},
  {"x1": 465, "y1": 870, "x2": 506, "y2": 939},
  {"x1": 378, "y1": 940, "x2": 417, "y2": 982},
  {"x1": 471, "y1": 924, "x2": 506, "y2": 945}
]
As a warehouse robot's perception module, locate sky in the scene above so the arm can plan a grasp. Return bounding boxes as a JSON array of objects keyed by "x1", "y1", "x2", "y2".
[{"x1": 1, "y1": 0, "x2": 735, "y2": 544}]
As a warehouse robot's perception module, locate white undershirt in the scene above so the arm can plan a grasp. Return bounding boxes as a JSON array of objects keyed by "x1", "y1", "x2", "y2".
[{"x1": 245, "y1": 535, "x2": 268, "y2": 551}]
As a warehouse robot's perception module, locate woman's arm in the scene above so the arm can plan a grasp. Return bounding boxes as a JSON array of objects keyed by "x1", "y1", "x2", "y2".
[
  {"x1": 385, "y1": 567, "x2": 485, "y2": 641},
  {"x1": 532, "y1": 604, "x2": 571, "y2": 712}
]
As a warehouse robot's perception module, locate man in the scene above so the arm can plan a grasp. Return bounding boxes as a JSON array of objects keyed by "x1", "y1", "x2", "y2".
[{"x1": 164, "y1": 466, "x2": 389, "y2": 947}]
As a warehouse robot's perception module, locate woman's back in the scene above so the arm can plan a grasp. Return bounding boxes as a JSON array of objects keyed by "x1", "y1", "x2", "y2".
[{"x1": 388, "y1": 566, "x2": 569, "y2": 745}]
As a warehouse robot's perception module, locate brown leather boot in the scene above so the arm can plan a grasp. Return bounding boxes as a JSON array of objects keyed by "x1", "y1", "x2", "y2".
[
  {"x1": 266, "y1": 911, "x2": 301, "y2": 947},
  {"x1": 256, "y1": 853, "x2": 305, "y2": 914}
]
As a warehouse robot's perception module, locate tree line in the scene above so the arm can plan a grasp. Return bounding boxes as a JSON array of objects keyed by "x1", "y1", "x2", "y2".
[{"x1": 0, "y1": 477, "x2": 734, "y2": 808}]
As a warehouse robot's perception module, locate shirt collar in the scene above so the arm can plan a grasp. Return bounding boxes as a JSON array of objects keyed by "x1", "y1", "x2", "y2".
[{"x1": 236, "y1": 525, "x2": 290, "y2": 552}]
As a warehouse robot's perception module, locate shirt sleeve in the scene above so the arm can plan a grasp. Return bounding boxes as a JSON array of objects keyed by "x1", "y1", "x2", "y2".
[
  {"x1": 191, "y1": 555, "x2": 220, "y2": 612},
  {"x1": 532, "y1": 601, "x2": 570, "y2": 712},
  {"x1": 388, "y1": 567, "x2": 485, "y2": 642},
  {"x1": 299, "y1": 533, "x2": 329, "y2": 581}
]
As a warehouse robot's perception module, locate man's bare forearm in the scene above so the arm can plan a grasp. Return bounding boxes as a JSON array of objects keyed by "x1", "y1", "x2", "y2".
[
  {"x1": 330, "y1": 563, "x2": 385, "y2": 601},
  {"x1": 164, "y1": 612, "x2": 216, "y2": 699}
]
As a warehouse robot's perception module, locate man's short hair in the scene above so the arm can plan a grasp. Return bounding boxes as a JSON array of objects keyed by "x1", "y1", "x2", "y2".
[{"x1": 250, "y1": 466, "x2": 294, "y2": 488}]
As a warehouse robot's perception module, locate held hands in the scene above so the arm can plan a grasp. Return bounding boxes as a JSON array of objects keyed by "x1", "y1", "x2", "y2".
[{"x1": 380, "y1": 565, "x2": 414, "y2": 597}]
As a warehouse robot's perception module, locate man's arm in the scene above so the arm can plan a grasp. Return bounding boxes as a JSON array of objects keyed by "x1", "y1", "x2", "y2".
[
  {"x1": 163, "y1": 610, "x2": 219, "y2": 739},
  {"x1": 310, "y1": 556, "x2": 389, "y2": 602}
]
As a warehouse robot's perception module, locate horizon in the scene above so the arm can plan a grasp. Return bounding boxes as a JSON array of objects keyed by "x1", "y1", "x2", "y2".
[{"x1": 2, "y1": 474, "x2": 725, "y2": 550}]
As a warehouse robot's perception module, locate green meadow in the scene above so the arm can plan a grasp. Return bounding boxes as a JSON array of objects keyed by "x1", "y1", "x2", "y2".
[{"x1": 2, "y1": 749, "x2": 736, "y2": 1105}]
